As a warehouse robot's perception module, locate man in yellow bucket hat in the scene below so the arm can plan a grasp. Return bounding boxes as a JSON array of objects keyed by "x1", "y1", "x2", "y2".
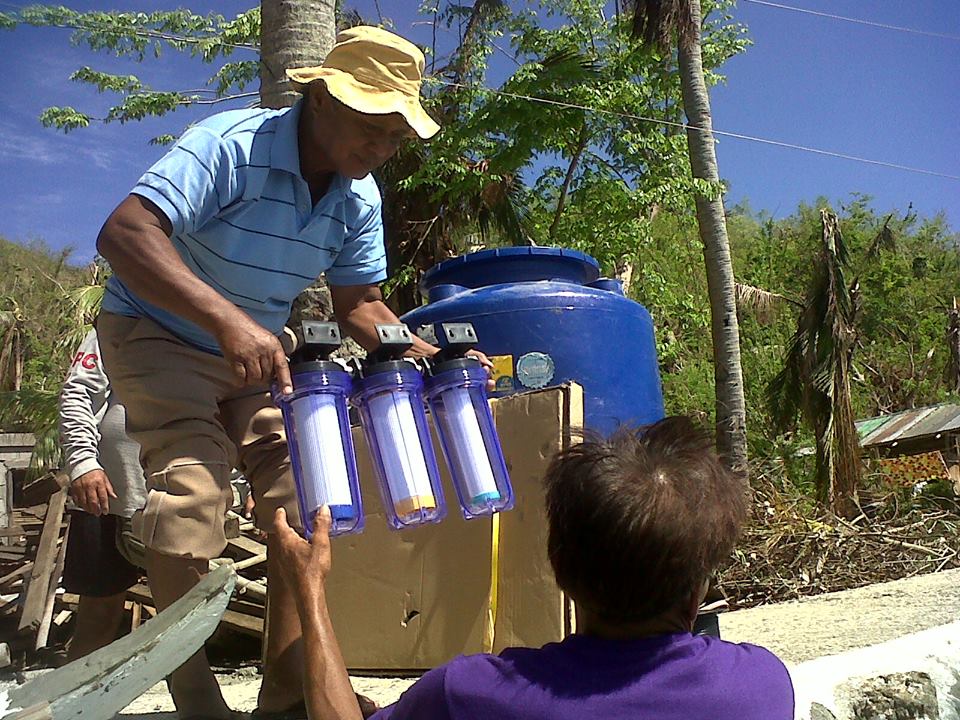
[{"x1": 95, "y1": 25, "x2": 462, "y2": 720}]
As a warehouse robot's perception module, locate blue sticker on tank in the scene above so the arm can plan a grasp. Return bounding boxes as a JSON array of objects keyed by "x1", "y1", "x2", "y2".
[{"x1": 516, "y1": 352, "x2": 555, "y2": 389}]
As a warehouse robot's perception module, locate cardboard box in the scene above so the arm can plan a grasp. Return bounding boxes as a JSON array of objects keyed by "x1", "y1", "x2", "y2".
[{"x1": 325, "y1": 384, "x2": 583, "y2": 671}]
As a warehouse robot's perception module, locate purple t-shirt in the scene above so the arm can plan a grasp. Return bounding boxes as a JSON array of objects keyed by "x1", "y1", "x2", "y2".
[{"x1": 371, "y1": 632, "x2": 793, "y2": 720}]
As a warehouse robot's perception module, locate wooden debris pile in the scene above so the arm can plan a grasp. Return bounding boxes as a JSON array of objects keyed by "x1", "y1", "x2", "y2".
[
  {"x1": 717, "y1": 465, "x2": 960, "y2": 608},
  {"x1": 0, "y1": 474, "x2": 270, "y2": 670}
]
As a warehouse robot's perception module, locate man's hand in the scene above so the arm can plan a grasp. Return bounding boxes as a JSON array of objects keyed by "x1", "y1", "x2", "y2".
[
  {"x1": 273, "y1": 507, "x2": 332, "y2": 608},
  {"x1": 70, "y1": 469, "x2": 117, "y2": 516},
  {"x1": 213, "y1": 312, "x2": 293, "y2": 394},
  {"x1": 466, "y1": 349, "x2": 496, "y2": 391}
]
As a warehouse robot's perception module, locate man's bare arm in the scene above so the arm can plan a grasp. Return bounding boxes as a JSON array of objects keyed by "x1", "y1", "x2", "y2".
[
  {"x1": 96, "y1": 195, "x2": 292, "y2": 392},
  {"x1": 330, "y1": 283, "x2": 437, "y2": 357},
  {"x1": 273, "y1": 508, "x2": 363, "y2": 720}
]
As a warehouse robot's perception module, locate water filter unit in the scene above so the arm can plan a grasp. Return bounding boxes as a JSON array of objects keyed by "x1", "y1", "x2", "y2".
[
  {"x1": 273, "y1": 321, "x2": 363, "y2": 538},
  {"x1": 423, "y1": 323, "x2": 514, "y2": 519},
  {"x1": 352, "y1": 324, "x2": 447, "y2": 530}
]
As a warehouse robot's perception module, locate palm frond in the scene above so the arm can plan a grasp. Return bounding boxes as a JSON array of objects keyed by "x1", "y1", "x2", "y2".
[
  {"x1": 768, "y1": 209, "x2": 862, "y2": 515},
  {"x1": 0, "y1": 387, "x2": 61, "y2": 472},
  {"x1": 735, "y1": 282, "x2": 799, "y2": 323},
  {"x1": 630, "y1": 0, "x2": 696, "y2": 51}
]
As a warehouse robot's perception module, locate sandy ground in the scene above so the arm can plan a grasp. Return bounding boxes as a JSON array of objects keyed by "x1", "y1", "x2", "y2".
[
  {"x1": 719, "y1": 567, "x2": 960, "y2": 664},
  {"x1": 5, "y1": 568, "x2": 959, "y2": 716}
]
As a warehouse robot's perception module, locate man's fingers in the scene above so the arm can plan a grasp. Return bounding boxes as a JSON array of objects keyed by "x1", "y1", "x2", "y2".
[
  {"x1": 84, "y1": 485, "x2": 101, "y2": 516},
  {"x1": 231, "y1": 360, "x2": 247, "y2": 386},
  {"x1": 244, "y1": 356, "x2": 264, "y2": 384},
  {"x1": 274, "y1": 507, "x2": 293, "y2": 535},
  {"x1": 273, "y1": 349, "x2": 293, "y2": 395},
  {"x1": 311, "y1": 505, "x2": 332, "y2": 543},
  {"x1": 96, "y1": 482, "x2": 110, "y2": 515}
]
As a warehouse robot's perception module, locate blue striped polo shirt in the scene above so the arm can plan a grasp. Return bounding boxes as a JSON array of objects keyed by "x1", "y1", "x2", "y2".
[{"x1": 102, "y1": 100, "x2": 387, "y2": 354}]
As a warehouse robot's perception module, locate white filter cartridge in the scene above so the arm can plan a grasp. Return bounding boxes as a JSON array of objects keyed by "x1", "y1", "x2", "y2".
[
  {"x1": 291, "y1": 393, "x2": 352, "y2": 508},
  {"x1": 442, "y1": 388, "x2": 499, "y2": 502},
  {"x1": 368, "y1": 391, "x2": 436, "y2": 515}
]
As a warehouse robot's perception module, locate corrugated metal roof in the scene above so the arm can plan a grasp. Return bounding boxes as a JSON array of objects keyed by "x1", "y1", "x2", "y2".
[
  {"x1": 857, "y1": 403, "x2": 960, "y2": 448},
  {"x1": 907, "y1": 405, "x2": 960, "y2": 438}
]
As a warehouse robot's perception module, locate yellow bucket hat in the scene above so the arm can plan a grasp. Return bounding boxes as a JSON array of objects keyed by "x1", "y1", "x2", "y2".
[{"x1": 286, "y1": 26, "x2": 440, "y2": 140}]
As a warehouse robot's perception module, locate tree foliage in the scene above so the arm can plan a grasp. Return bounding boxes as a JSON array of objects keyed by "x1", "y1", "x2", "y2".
[
  {"x1": 5, "y1": 2, "x2": 959, "y2": 503},
  {"x1": 1, "y1": 4, "x2": 261, "y2": 142},
  {"x1": 0, "y1": 239, "x2": 103, "y2": 469}
]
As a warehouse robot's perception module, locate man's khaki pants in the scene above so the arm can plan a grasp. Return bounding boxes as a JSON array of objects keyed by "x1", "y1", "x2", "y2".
[{"x1": 97, "y1": 312, "x2": 301, "y2": 560}]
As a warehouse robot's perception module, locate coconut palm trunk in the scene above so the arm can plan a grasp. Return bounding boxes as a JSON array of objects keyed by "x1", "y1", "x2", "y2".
[
  {"x1": 259, "y1": 0, "x2": 337, "y2": 109},
  {"x1": 633, "y1": 0, "x2": 747, "y2": 472}
]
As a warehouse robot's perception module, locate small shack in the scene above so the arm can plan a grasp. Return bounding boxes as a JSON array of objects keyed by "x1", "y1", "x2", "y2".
[{"x1": 856, "y1": 404, "x2": 960, "y2": 490}]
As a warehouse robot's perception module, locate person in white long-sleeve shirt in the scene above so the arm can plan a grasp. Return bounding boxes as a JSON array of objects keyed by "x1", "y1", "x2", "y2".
[{"x1": 59, "y1": 328, "x2": 147, "y2": 660}]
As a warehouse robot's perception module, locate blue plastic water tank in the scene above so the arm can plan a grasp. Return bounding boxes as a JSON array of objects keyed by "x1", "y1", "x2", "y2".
[{"x1": 402, "y1": 247, "x2": 665, "y2": 435}]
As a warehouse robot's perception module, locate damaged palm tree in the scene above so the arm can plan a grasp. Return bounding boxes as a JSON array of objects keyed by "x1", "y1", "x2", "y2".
[
  {"x1": 770, "y1": 209, "x2": 862, "y2": 518},
  {"x1": 946, "y1": 297, "x2": 960, "y2": 394}
]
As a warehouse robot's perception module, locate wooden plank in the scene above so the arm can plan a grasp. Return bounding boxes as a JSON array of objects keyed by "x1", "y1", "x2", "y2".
[
  {"x1": 6, "y1": 702, "x2": 52, "y2": 720},
  {"x1": 220, "y1": 607, "x2": 263, "y2": 638},
  {"x1": 0, "y1": 461, "x2": 9, "y2": 547},
  {"x1": 126, "y1": 583, "x2": 153, "y2": 605},
  {"x1": 228, "y1": 597, "x2": 265, "y2": 619},
  {"x1": 36, "y1": 520, "x2": 70, "y2": 649},
  {"x1": 130, "y1": 602, "x2": 142, "y2": 632},
  {"x1": 5, "y1": 566, "x2": 235, "y2": 720},
  {"x1": 18, "y1": 488, "x2": 67, "y2": 633},
  {"x1": 0, "y1": 525, "x2": 30, "y2": 538},
  {"x1": 231, "y1": 553, "x2": 267, "y2": 572},
  {"x1": 226, "y1": 533, "x2": 267, "y2": 558}
]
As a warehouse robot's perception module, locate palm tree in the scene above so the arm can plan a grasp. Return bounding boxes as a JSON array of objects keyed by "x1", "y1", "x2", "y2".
[
  {"x1": 947, "y1": 297, "x2": 960, "y2": 394},
  {"x1": 259, "y1": 1, "x2": 336, "y2": 109},
  {"x1": 631, "y1": 0, "x2": 747, "y2": 472},
  {"x1": 769, "y1": 209, "x2": 861, "y2": 517}
]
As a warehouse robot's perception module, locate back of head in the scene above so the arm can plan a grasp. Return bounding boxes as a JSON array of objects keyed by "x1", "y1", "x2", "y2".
[{"x1": 544, "y1": 416, "x2": 747, "y2": 624}]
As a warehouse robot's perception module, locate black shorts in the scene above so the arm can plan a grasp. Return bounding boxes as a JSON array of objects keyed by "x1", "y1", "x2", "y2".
[{"x1": 62, "y1": 510, "x2": 140, "y2": 597}]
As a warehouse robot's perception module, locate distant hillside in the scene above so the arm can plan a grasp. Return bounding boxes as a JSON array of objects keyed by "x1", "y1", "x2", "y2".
[{"x1": 0, "y1": 236, "x2": 93, "y2": 384}]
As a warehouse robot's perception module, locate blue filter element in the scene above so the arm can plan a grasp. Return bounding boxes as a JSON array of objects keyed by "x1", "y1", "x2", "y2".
[
  {"x1": 425, "y1": 361, "x2": 514, "y2": 519},
  {"x1": 273, "y1": 365, "x2": 363, "y2": 538}
]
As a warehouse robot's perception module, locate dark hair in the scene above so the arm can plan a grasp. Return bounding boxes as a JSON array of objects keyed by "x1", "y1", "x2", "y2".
[{"x1": 544, "y1": 416, "x2": 747, "y2": 624}]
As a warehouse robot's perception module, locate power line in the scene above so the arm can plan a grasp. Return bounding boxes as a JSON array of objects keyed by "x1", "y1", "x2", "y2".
[
  {"x1": 741, "y1": 0, "x2": 960, "y2": 42},
  {"x1": 438, "y1": 81, "x2": 960, "y2": 182}
]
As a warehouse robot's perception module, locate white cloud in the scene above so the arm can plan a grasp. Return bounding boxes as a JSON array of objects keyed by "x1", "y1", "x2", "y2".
[{"x1": 0, "y1": 119, "x2": 117, "y2": 171}]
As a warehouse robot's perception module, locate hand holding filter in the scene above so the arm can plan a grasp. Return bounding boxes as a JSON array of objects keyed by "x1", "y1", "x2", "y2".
[
  {"x1": 353, "y1": 324, "x2": 446, "y2": 530},
  {"x1": 273, "y1": 321, "x2": 363, "y2": 538},
  {"x1": 424, "y1": 323, "x2": 514, "y2": 519}
]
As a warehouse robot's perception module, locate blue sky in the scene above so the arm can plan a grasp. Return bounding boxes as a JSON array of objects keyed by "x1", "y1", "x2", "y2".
[{"x1": 0, "y1": 0, "x2": 957, "y2": 265}]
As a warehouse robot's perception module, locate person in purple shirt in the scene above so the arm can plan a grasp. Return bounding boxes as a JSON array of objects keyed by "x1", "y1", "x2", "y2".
[{"x1": 273, "y1": 416, "x2": 795, "y2": 720}]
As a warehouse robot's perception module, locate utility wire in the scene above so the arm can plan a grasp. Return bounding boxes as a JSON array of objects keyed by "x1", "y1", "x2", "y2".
[
  {"x1": 437, "y1": 80, "x2": 960, "y2": 182},
  {"x1": 741, "y1": 0, "x2": 960, "y2": 42}
]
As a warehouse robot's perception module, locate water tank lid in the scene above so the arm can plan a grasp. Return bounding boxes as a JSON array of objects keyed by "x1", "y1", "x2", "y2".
[{"x1": 422, "y1": 247, "x2": 601, "y2": 291}]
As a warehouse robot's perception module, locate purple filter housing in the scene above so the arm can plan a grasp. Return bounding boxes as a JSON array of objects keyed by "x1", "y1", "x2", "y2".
[
  {"x1": 273, "y1": 322, "x2": 363, "y2": 538},
  {"x1": 353, "y1": 325, "x2": 446, "y2": 530},
  {"x1": 423, "y1": 324, "x2": 513, "y2": 519}
]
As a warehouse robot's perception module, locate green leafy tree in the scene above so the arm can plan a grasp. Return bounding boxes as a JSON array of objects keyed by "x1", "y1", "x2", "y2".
[
  {"x1": 0, "y1": 239, "x2": 100, "y2": 469},
  {"x1": 0, "y1": 4, "x2": 263, "y2": 141}
]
